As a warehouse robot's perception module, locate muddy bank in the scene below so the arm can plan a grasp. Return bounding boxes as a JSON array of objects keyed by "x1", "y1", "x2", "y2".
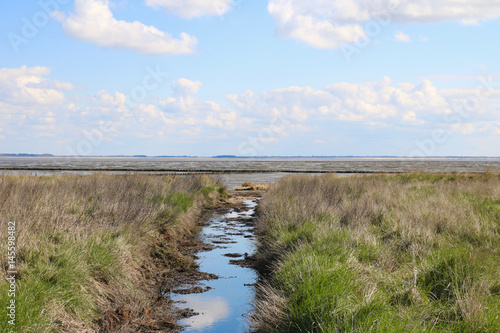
[
  {"x1": 98, "y1": 186, "x2": 264, "y2": 333},
  {"x1": 95, "y1": 189, "x2": 228, "y2": 332}
]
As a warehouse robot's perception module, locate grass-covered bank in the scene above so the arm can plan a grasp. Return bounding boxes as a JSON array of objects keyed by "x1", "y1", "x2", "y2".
[
  {"x1": 253, "y1": 173, "x2": 500, "y2": 332},
  {"x1": 0, "y1": 173, "x2": 226, "y2": 332}
]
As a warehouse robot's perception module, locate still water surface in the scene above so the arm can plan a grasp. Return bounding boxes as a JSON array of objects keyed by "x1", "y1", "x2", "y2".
[{"x1": 171, "y1": 199, "x2": 258, "y2": 332}]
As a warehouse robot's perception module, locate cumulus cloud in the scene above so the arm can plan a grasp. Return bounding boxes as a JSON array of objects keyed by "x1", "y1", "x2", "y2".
[
  {"x1": 450, "y1": 121, "x2": 500, "y2": 136},
  {"x1": 57, "y1": 0, "x2": 197, "y2": 55},
  {"x1": 146, "y1": 0, "x2": 234, "y2": 18},
  {"x1": 226, "y1": 77, "x2": 500, "y2": 156},
  {"x1": 0, "y1": 66, "x2": 68, "y2": 106},
  {"x1": 0, "y1": 66, "x2": 78, "y2": 141},
  {"x1": 160, "y1": 78, "x2": 203, "y2": 112},
  {"x1": 159, "y1": 78, "x2": 253, "y2": 131},
  {"x1": 268, "y1": 0, "x2": 366, "y2": 49},
  {"x1": 0, "y1": 70, "x2": 254, "y2": 151},
  {"x1": 394, "y1": 31, "x2": 411, "y2": 42},
  {"x1": 229, "y1": 77, "x2": 456, "y2": 127},
  {"x1": 268, "y1": 0, "x2": 500, "y2": 49},
  {"x1": 173, "y1": 78, "x2": 203, "y2": 95},
  {"x1": 3, "y1": 66, "x2": 499, "y2": 155},
  {"x1": 394, "y1": 0, "x2": 500, "y2": 25}
]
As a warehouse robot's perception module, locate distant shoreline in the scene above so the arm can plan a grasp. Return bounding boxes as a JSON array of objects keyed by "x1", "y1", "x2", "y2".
[{"x1": 1, "y1": 154, "x2": 500, "y2": 160}]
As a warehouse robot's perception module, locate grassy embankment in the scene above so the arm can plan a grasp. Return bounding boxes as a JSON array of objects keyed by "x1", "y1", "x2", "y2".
[
  {"x1": 0, "y1": 173, "x2": 226, "y2": 332},
  {"x1": 254, "y1": 173, "x2": 500, "y2": 332}
]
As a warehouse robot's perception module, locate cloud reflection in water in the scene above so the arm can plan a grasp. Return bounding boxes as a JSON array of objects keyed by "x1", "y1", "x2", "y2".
[{"x1": 179, "y1": 295, "x2": 230, "y2": 331}]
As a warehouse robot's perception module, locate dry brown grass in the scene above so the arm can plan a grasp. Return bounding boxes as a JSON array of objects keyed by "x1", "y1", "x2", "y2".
[
  {"x1": 0, "y1": 173, "x2": 224, "y2": 332},
  {"x1": 235, "y1": 182, "x2": 270, "y2": 191}
]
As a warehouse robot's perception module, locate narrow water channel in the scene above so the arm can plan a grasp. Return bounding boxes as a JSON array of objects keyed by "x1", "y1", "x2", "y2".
[{"x1": 172, "y1": 198, "x2": 258, "y2": 332}]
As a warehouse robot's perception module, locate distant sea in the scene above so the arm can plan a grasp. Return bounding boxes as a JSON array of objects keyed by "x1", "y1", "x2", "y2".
[{"x1": 1, "y1": 156, "x2": 499, "y2": 189}]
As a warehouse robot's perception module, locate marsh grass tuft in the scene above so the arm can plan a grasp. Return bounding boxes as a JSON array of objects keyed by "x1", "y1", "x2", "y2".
[{"x1": 253, "y1": 173, "x2": 500, "y2": 332}]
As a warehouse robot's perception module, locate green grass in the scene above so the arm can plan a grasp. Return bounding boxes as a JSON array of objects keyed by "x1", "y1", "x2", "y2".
[
  {"x1": 152, "y1": 192, "x2": 194, "y2": 214},
  {"x1": 201, "y1": 185, "x2": 228, "y2": 201},
  {"x1": 167, "y1": 193, "x2": 194, "y2": 213},
  {"x1": 0, "y1": 233, "x2": 119, "y2": 331},
  {"x1": 254, "y1": 173, "x2": 500, "y2": 332}
]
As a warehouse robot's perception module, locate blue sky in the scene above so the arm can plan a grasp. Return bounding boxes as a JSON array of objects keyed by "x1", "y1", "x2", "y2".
[{"x1": 1, "y1": 0, "x2": 499, "y2": 156}]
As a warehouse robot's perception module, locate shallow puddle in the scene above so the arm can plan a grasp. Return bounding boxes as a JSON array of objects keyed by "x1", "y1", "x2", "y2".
[{"x1": 172, "y1": 199, "x2": 258, "y2": 332}]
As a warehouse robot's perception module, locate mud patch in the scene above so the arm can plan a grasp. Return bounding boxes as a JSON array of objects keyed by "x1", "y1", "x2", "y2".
[
  {"x1": 176, "y1": 308, "x2": 199, "y2": 318},
  {"x1": 229, "y1": 256, "x2": 257, "y2": 268},
  {"x1": 212, "y1": 240, "x2": 238, "y2": 244},
  {"x1": 173, "y1": 286, "x2": 212, "y2": 295},
  {"x1": 223, "y1": 253, "x2": 244, "y2": 258}
]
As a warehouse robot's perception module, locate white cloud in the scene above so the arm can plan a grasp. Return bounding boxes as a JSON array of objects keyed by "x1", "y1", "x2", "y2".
[
  {"x1": 394, "y1": 31, "x2": 411, "y2": 42},
  {"x1": 268, "y1": 0, "x2": 366, "y2": 49},
  {"x1": 0, "y1": 66, "x2": 78, "y2": 141},
  {"x1": 396, "y1": 1, "x2": 500, "y2": 23},
  {"x1": 160, "y1": 78, "x2": 203, "y2": 112},
  {"x1": 159, "y1": 78, "x2": 253, "y2": 131},
  {"x1": 228, "y1": 77, "x2": 499, "y2": 129},
  {"x1": 57, "y1": 0, "x2": 197, "y2": 55},
  {"x1": 3, "y1": 66, "x2": 500, "y2": 155},
  {"x1": 146, "y1": 0, "x2": 233, "y2": 18},
  {"x1": 0, "y1": 66, "x2": 67, "y2": 106},
  {"x1": 268, "y1": 0, "x2": 500, "y2": 49},
  {"x1": 402, "y1": 111, "x2": 423, "y2": 125},
  {"x1": 136, "y1": 103, "x2": 175, "y2": 125},
  {"x1": 173, "y1": 78, "x2": 203, "y2": 98},
  {"x1": 449, "y1": 121, "x2": 500, "y2": 136}
]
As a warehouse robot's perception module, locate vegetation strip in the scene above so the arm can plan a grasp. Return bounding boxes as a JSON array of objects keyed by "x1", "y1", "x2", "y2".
[
  {"x1": 0, "y1": 174, "x2": 226, "y2": 332},
  {"x1": 253, "y1": 173, "x2": 500, "y2": 332}
]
